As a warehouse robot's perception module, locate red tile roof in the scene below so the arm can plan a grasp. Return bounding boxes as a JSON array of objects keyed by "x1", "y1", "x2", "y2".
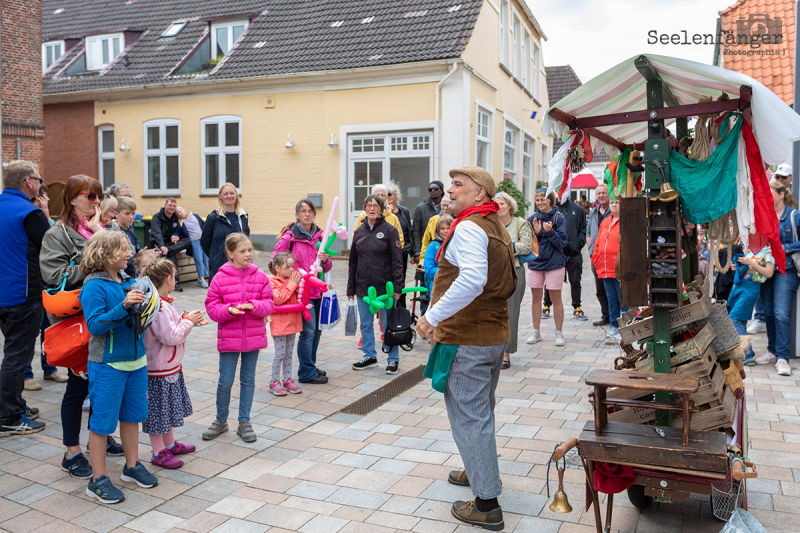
[{"x1": 718, "y1": 0, "x2": 794, "y2": 105}]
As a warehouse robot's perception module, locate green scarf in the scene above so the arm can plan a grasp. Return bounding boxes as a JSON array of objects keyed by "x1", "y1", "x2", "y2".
[{"x1": 423, "y1": 342, "x2": 458, "y2": 393}]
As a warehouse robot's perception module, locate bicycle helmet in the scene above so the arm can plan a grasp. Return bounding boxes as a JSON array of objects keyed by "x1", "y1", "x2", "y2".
[
  {"x1": 128, "y1": 276, "x2": 159, "y2": 338},
  {"x1": 42, "y1": 288, "x2": 82, "y2": 317}
]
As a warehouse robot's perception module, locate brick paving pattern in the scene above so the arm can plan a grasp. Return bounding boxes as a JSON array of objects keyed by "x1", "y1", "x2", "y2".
[{"x1": 1, "y1": 252, "x2": 797, "y2": 532}]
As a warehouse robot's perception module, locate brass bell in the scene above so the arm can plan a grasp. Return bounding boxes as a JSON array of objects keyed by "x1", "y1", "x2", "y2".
[
  {"x1": 549, "y1": 464, "x2": 573, "y2": 513},
  {"x1": 658, "y1": 182, "x2": 680, "y2": 202}
]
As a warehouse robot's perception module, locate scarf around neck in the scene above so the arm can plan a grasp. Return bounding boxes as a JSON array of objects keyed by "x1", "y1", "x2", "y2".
[{"x1": 436, "y1": 201, "x2": 499, "y2": 261}]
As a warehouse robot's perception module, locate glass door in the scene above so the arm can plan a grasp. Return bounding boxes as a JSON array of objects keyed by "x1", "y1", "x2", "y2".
[{"x1": 350, "y1": 159, "x2": 384, "y2": 231}]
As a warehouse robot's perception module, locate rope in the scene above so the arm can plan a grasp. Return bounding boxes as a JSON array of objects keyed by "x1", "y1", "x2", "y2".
[
  {"x1": 708, "y1": 210, "x2": 739, "y2": 275},
  {"x1": 689, "y1": 96, "x2": 713, "y2": 162}
]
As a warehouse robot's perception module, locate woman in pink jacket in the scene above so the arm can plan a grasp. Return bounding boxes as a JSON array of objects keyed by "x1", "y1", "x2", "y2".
[
  {"x1": 271, "y1": 199, "x2": 332, "y2": 385},
  {"x1": 142, "y1": 258, "x2": 205, "y2": 469},
  {"x1": 203, "y1": 234, "x2": 274, "y2": 443}
]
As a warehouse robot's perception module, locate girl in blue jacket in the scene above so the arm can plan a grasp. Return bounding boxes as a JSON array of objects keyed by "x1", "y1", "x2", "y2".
[
  {"x1": 423, "y1": 215, "x2": 453, "y2": 292},
  {"x1": 79, "y1": 232, "x2": 158, "y2": 504}
]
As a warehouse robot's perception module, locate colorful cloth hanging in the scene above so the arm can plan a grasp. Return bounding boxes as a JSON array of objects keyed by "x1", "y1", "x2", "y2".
[
  {"x1": 547, "y1": 129, "x2": 593, "y2": 201},
  {"x1": 669, "y1": 114, "x2": 743, "y2": 224}
]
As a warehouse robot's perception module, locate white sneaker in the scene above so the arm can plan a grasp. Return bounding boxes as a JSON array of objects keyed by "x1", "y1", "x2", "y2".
[
  {"x1": 755, "y1": 352, "x2": 776, "y2": 365},
  {"x1": 746, "y1": 320, "x2": 767, "y2": 334},
  {"x1": 82, "y1": 398, "x2": 91, "y2": 411},
  {"x1": 606, "y1": 326, "x2": 622, "y2": 340},
  {"x1": 776, "y1": 359, "x2": 792, "y2": 376},
  {"x1": 554, "y1": 331, "x2": 565, "y2": 346},
  {"x1": 526, "y1": 331, "x2": 542, "y2": 344}
]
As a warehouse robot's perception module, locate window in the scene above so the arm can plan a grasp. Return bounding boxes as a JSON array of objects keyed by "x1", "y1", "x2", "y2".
[
  {"x1": 503, "y1": 123, "x2": 518, "y2": 183},
  {"x1": 540, "y1": 142, "x2": 549, "y2": 184},
  {"x1": 161, "y1": 21, "x2": 187, "y2": 38},
  {"x1": 522, "y1": 135, "x2": 534, "y2": 206},
  {"x1": 512, "y1": 16, "x2": 521, "y2": 78},
  {"x1": 42, "y1": 41, "x2": 65, "y2": 72},
  {"x1": 476, "y1": 107, "x2": 491, "y2": 170},
  {"x1": 98, "y1": 126, "x2": 115, "y2": 189},
  {"x1": 211, "y1": 19, "x2": 248, "y2": 59},
  {"x1": 143, "y1": 120, "x2": 181, "y2": 194},
  {"x1": 86, "y1": 33, "x2": 123, "y2": 71},
  {"x1": 201, "y1": 115, "x2": 241, "y2": 193},
  {"x1": 532, "y1": 41, "x2": 541, "y2": 100},
  {"x1": 523, "y1": 31, "x2": 531, "y2": 92},
  {"x1": 352, "y1": 137, "x2": 385, "y2": 153},
  {"x1": 499, "y1": 0, "x2": 509, "y2": 67},
  {"x1": 412, "y1": 135, "x2": 430, "y2": 151}
]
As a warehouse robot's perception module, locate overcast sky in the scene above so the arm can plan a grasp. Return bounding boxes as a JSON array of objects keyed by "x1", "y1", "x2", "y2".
[{"x1": 529, "y1": 0, "x2": 736, "y2": 83}]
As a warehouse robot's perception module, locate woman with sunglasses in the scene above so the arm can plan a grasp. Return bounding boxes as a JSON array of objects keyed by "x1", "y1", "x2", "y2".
[{"x1": 40, "y1": 175, "x2": 122, "y2": 480}]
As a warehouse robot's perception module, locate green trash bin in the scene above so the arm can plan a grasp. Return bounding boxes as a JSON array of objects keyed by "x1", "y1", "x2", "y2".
[{"x1": 134, "y1": 220, "x2": 145, "y2": 247}]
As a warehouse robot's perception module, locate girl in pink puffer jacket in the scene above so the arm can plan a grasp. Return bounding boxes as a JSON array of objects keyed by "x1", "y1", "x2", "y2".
[{"x1": 203, "y1": 234, "x2": 274, "y2": 443}]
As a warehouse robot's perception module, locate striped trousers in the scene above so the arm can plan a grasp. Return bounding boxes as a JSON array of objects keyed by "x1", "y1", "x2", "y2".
[{"x1": 444, "y1": 342, "x2": 506, "y2": 499}]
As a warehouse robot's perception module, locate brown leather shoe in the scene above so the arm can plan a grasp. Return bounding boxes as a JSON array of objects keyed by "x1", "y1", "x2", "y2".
[
  {"x1": 451, "y1": 500, "x2": 504, "y2": 531},
  {"x1": 448, "y1": 468, "x2": 469, "y2": 486}
]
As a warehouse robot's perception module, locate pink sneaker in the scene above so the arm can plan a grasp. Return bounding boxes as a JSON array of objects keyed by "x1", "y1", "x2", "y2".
[
  {"x1": 283, "y1": 379, "x2": 302, "y2": 394},
  {"x1": 169, "y1": 441, "x2": 196, "y2": 455},
  {"x1": 270, "y1": 381, "x2": 288, "y2": 396},
  {"x1": 152, "y1": 449, "x2": 183, "y2": 469}
]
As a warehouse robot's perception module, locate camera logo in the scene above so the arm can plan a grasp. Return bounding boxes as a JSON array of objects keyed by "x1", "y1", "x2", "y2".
[{"x1": 736, "y1": 14, "x2": 783, "y2": 47}]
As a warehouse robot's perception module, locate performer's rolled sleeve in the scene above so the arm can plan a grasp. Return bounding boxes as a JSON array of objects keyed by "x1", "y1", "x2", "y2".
[{"x1": 425, "y1": 221, "x2": 488, "y2": 327}]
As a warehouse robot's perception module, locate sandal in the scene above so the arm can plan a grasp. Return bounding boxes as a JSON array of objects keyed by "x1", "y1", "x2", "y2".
[{"x1": 501, "y1": 359, "x2": 511, "y2": 369}]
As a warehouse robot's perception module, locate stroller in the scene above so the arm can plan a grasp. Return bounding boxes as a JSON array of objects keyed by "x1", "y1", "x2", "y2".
[{"x1": 410, "y1": 266, "x2": 430, "y2": 325}]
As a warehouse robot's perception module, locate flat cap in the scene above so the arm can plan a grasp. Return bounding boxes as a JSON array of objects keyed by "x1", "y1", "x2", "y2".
[{"x1": 448, "y1": 165, "x2": 496, "y2": 198}]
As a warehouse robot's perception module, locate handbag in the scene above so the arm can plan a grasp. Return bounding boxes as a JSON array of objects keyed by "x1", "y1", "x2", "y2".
[
  {"x1": 788, "y1": 210, "x2": 800, "y2": 276},
  {"x1": 44, "y1": 313, "x2": 90, "y2": 375},
  {"x1": 344, "y1": 299, "x2": 358, "y2": 336},
  {"x1": 515, "y1": 218, "x2": 538, "y2": 265},
  {"x1": 382, "y1": 301, "x2": 416, "y2": 352},
  {"x1": 319, "y1": 274, "x2": 341, "y2": 331}
]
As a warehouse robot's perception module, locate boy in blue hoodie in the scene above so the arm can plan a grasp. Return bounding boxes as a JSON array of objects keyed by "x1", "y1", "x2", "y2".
[{"x1": 79, "y1": 231, "x2": 158, "y2": 504}]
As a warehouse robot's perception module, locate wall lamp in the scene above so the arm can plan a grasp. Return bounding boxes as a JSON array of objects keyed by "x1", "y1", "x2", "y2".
[
  {"x1": 328, "y1": 133, "x2": 339, "y2": 148},
  {"x1": 119, "y1": 139, "x2": 131, "y2": 152},
  {"x1": 285, "y1": 134, "x2": 294, "y2": 149}
]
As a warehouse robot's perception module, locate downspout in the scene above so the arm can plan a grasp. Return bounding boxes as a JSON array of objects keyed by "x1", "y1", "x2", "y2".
[{"x1": 434, "y1": 61, "x2": 460, "y2": 180}]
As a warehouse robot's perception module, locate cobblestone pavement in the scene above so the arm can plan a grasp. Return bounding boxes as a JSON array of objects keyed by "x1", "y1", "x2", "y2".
[{"x1": 1, "y1": 251, "x2": 797, "y2": 533}]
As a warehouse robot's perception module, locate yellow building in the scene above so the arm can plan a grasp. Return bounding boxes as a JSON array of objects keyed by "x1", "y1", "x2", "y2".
[{"x1": 43, "y1": 0, "x2": 551, "y2": 247}]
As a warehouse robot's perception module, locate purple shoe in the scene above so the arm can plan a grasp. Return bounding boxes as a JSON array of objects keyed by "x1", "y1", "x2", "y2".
[
  {"x1": 152, "y1": 449, "x2": 183, "y2": 469},
  {"x1": 169, "y1": 441, "x2": 196, "y2": 455}
]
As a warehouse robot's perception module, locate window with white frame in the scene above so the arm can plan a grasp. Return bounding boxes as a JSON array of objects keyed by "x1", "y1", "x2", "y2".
[
  {"x1": 499, "y1": 0, "x2": 509, "y2": 67},
  {"x1": 533, "y1": 41, "x2": 541, "y2": 100},
  {"x1": 522, "y1": 135, "x2": 534, "y2": 207},
  {"x1": 211, "y1": 19, "x2": 248, "y2": 59},
  {"x1": 512, "y1": 16, "x2": 521, "y2": 79},
  {"x1": 523, "y1": 31, "x2": 531, "y2": 92},
  {"x1": 143, "y1": 120, "x2": 181, "y2": 194},
  {"x1": 42, "y1": 41, "x2": 65, "y2": 72},
  {"x1": 476, "y1": 107, "x2": 491, "y2": 170},
  {"x1": 86, "y1": 33, "x2": 123, "y2": 71},
  {"x1": 98, "y1": 126, "x2": 115, "y2": 189},
  {"x1": 201, "y1": 115, "x2": 242, "y2": 193},
  {"x1": 540, "y1": 142, "x2": 549, "y2": 184},
  {"x1": 503, "y1": 123, "x2": 518, "y2": 183}
]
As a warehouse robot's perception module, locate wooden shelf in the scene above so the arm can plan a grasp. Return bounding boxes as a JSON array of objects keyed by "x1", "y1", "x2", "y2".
[{"x1": 651, "y1": 288, "x2": 680, "y2": 293}]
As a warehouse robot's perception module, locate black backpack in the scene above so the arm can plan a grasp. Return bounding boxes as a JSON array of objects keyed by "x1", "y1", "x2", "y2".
[{"x1": 382, "y1": 303, "x2": 416, "y2": 352}]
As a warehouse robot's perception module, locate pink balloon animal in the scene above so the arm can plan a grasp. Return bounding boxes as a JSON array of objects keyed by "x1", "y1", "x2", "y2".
[{"x1": 272, "y1": 269, "x2": 328, "y2": 321}]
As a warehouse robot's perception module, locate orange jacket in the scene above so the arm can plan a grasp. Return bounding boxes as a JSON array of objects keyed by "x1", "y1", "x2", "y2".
[
  {"x1": 268, "y1": 275, "x2": 303, "y2": 337},
  {"x1": 591, "y1": 216, "x2": 620, "y2": 279}
]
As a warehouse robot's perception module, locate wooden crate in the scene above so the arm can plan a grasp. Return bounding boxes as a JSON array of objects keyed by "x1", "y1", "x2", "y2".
[
  {"x1": 619, "y1": 292, "x2": 712, "y2": 344},
  {"x1": 673, "y1": 385, "x2": 737, "y2": 431},
  {"x1": 635, "y1": 323, "x2": 716, "y2": 371},
  {"x1": 176, "y1": 251, "x2": 199, "y2": 281},
  {"x1": 691, "y1": 363, "x2": 726, "y2": 407}
]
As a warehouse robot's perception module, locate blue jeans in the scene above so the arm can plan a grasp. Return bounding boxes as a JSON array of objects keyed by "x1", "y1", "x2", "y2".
[
  {"x1": 297, "y1": 298, "x2": 322, "y2": 382},
  {"x1": 754, "y1": 295, "x2": 765, "y2": 322},
  {"x1": 356, "y1": 298, "x2": 399, "y2": 363},
  {"x1": 732, "y1": 319, "x2": 755, "y2": 359},
  {"x1": 190, "y1": 239, "x2": 209, "y2": 279},
  {"x1": 761, "y1": 268, "x2": 800, "y2": 361},
  {"x1": 602, "y1": 278, "x2": 628, "y2": 328},
  {"x1": 216, "y1": 350, "x2": 259, "y2": 422},
  {"x1": 25, "y1": 311, "x2": 57, "y2": 380}
]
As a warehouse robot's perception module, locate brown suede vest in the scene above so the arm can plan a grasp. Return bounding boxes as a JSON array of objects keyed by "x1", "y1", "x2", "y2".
[{"x1": 431, "y1": 212, "x2": 517, "y2": 345}]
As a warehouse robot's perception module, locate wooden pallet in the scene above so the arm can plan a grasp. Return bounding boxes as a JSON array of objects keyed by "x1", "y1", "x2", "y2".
[{"x1": 176, "y1": 251, "x2": 199, "y2": 281}]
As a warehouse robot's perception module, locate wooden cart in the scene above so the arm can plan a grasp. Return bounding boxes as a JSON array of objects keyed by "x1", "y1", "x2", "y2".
[{"x1": 543, "y1": 54, "x2": 766, "y2": 532}]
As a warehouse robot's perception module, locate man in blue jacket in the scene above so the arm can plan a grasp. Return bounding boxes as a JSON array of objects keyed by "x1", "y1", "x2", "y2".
[{"x1": 0, "y1": 161, "x2": 51, "y2": 436}]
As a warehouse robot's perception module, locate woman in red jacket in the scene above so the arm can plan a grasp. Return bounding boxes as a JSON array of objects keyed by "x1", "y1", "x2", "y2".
[{"x1": 591, "y1": 200, "x2": 625, "y2": 340}]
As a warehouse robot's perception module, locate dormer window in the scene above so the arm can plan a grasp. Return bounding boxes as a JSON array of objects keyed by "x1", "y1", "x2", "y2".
[
  {"x1": 86, "y1": 32, "x2": 123, "y2": 71},
  {"x1": 211, "y1": 19, "x2": 248, "y2": 59},
  {"x1": 42, "y1": 40, "x2": 65, "y2": 72}
]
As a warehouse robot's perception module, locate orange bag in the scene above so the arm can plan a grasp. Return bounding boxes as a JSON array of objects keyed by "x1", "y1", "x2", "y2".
[{"x1": 44, "y1": 314, "x2": 90, "y2": 374}]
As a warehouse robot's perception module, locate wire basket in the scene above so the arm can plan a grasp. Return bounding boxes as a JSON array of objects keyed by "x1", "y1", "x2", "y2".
[{"x1": 711, "y1": 479, "x2": 744, "y2": 521}]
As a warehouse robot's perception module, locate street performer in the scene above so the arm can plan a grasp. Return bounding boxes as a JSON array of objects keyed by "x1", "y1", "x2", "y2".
[{"x1": 417, "y1": 165, "x2": 516, "y2": 531}]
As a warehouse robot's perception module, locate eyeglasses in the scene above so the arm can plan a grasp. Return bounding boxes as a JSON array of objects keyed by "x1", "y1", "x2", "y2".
[
  {"x1": 428, "y1": 187, "x2": 441, "y2": 192},
  {"x1": 28, "y1": 176, "x2": 44, "y2": 185},
  {"x1": 387, "y1": 192, "x2": 394, "y2": 196},
  {"x1": 77, "y1": 192, "x2": 105, "y2": 201},
  {"x1": 631, "y1": 156, "x2": 644, "y2": 162}
]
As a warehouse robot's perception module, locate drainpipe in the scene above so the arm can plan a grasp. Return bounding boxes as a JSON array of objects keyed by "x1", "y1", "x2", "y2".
[
  {"x1": 434, "y1": 61, "x2": 459, "y2": 181},
  {"x1": 16, "y1": 138, "x2": 21, "y2": 160}
]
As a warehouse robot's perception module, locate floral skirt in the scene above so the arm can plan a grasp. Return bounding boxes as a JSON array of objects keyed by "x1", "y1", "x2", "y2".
[{"x1": 142, "y1": 371, "x2": 193, "y2": 435}]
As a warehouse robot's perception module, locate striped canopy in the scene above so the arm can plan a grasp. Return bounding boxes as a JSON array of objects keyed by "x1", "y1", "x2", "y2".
[{"x1": 542, "y1": 54, "x2": 800, "y2": 166}]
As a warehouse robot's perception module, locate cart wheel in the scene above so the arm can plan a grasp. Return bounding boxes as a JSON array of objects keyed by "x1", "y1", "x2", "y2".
[{"x1": 627, "y1": 485, "x2": 652, "y2": 509}]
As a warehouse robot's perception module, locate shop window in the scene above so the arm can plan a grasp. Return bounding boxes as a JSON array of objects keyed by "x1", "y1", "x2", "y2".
[
  {"x1": 201, "y1": 115, "x2": 242, "y2": 193},
  {"x1": 143, "y1": 119, "x2": 181, "y2": 194}
]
